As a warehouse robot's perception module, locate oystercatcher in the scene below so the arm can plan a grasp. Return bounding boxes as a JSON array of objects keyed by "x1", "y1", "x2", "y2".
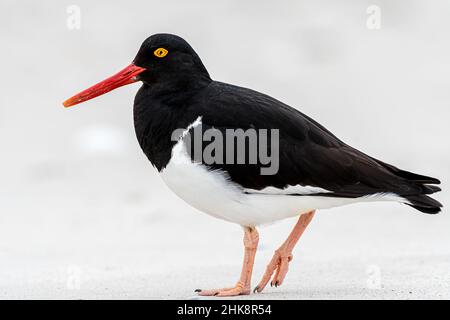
[{"x1": 63, "y1": 34, "x2": 442, "y2": 296}]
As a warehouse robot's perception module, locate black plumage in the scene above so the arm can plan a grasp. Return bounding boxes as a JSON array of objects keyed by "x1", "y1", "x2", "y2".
[{"x1": 132, "y1": 34, "x2": 442, "y2": 214}]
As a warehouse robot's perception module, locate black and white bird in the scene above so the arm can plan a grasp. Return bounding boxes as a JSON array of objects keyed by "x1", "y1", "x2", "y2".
[{"x1": 64, "y1": 33, "x2": 442, "y2": 296}]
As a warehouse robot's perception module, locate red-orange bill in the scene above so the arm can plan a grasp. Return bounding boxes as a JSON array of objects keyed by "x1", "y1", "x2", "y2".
[{"x1": 63, "y1": 64, "x2": 146, "y2": 108}]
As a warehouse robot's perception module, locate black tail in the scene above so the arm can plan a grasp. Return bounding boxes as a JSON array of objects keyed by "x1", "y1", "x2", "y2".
[
  {"x1": 401, "y1": 174, "x2": 442, "y2": 214},
  {"x1": 405, "y1": 193, "x2": 443, "y2": 214},
  {"x1": 371, "y1": 158, "x2": 443, "y2": 214},
  {"x1": 392, "y1": 169, "x2": 440, "y2": 185}
]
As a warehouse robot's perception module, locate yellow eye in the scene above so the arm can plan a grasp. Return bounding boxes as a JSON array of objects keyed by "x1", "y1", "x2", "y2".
[{"x1": 154, "y1": 48, "x2": 168, "y2": 58}]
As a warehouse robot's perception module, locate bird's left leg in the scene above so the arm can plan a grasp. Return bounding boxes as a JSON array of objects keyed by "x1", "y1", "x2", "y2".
[
  {"x1": 196, "y1": 226, "x2": 259, "y2": 297},
  {"x1": 254, "y1": 210, "x2": 315, "y2": 293}
]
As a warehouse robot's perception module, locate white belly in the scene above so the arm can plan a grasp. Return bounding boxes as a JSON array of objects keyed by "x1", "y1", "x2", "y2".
[{"x1": 160, "y1": 140, "x2": 355, "y2": 226}]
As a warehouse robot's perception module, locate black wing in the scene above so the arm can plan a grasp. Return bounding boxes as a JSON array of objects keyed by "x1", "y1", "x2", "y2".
[{"x1": 184, "y1": 81, "x2": 442, "y2": 213}]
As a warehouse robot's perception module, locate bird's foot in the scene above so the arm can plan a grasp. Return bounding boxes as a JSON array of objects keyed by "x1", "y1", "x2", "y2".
[
  {"x1": 253, "y1": 248, "x2": 292, "y2": 293},
  {"x1": 195, "y1": 281, "x2": 250, "y2": 297}
]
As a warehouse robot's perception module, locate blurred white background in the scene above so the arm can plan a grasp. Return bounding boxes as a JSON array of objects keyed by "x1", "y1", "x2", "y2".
[{"x1": 0, "y1": 0, "x2": 448, "y2": 299}]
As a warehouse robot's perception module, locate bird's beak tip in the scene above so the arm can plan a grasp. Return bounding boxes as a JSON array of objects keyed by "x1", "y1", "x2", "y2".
[{"x1": 62, "y1": 99, "x2": 73, "y2": 108}]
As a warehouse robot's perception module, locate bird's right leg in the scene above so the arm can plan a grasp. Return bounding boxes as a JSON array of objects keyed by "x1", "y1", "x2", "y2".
[{"x1": 195, "y1": 226, "x2": 259, "y2": 297}]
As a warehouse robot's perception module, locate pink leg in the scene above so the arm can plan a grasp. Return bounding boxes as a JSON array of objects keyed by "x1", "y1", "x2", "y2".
[
  {"x1": 254, "y1": 210, "x2": 315, "y2": 293},
  {"x1": 196, "y1": 226, "x2": 259, "y2": 297}
]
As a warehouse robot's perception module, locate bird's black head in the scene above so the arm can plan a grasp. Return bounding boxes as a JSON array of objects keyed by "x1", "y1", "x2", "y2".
[
  {"x1": 133, "y1": 34, "x2": 210, "y2": 89},
  {"x1": 63, "y1": 33, "x2": 211, "y2": 107}
]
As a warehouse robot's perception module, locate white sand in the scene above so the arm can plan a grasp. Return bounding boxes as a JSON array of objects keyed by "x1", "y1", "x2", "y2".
[{"x1": 0, "y1": 160, "x2": 448, "y2": 299}]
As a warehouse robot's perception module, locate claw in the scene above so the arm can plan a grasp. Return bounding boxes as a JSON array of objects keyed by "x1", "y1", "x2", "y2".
[
  {"x1": 253, "y1": 286, "x2": 259, "y2": 293},
  {"x1": 194, "y1": 289, "x2": 202, "y2": 292}
]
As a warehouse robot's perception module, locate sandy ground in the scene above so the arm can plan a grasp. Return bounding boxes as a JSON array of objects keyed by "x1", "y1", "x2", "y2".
[
  {"x1": 0, "y1": 159, "x2": 448, "y2": 299},
  {"x1": 0, "y1": 0, "x2": 449, "y2": 299}
]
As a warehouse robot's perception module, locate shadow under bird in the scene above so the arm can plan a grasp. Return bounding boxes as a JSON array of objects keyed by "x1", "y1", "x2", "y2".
[{"x1": 63, "y1": 33, "x2": 442, "y2": 296}]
